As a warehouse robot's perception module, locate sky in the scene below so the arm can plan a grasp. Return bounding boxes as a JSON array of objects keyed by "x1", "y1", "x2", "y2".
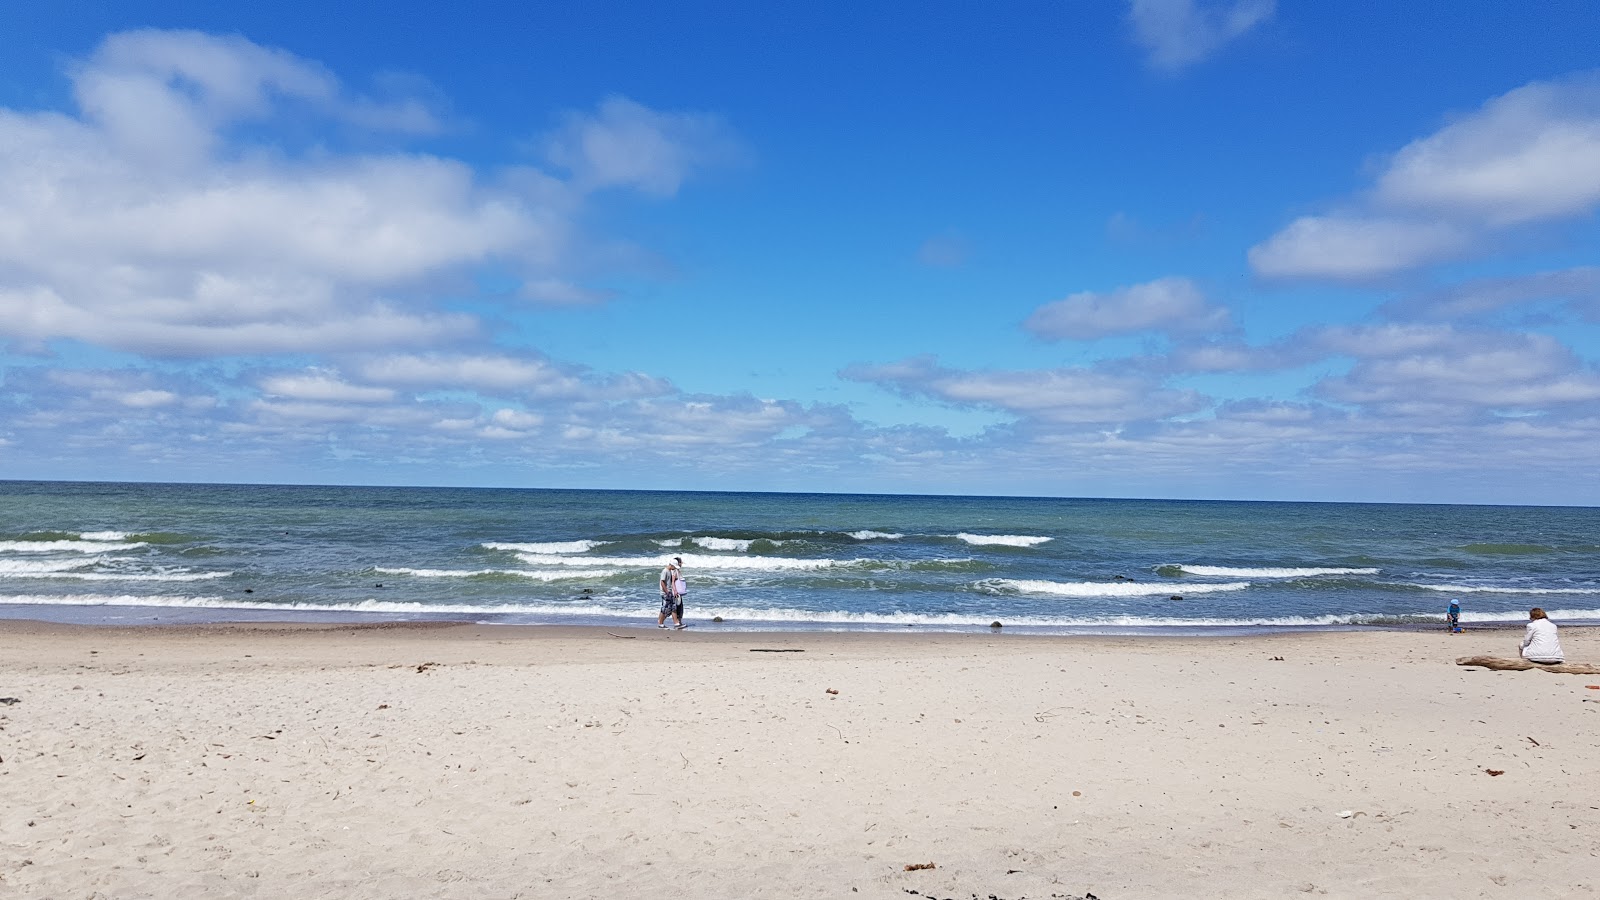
[{"x1": 1, "y1": 1, "x2": 1599, "y2": 504}]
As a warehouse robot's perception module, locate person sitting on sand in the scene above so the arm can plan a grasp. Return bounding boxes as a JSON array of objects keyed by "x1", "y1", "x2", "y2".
[{"x1": 1518, "y1": 608, "x2": 1564, "y2": 664}]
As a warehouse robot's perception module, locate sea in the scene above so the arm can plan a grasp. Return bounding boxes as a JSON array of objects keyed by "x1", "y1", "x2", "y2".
[{"x1": 2, "y1": 480, "x2": 1597, "y2": 634}]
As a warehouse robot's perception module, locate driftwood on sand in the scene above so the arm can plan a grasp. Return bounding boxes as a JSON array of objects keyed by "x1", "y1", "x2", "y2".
[{"x1": 1455, "y1": 655, "x2": 1600, "y2": 675}]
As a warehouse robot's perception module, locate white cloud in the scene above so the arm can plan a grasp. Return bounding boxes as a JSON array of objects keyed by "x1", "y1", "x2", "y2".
[
  {"x1": 1247, "y1": 216, "x2": 1473, "y2": 281},
  {"x1": 545, "y1": 95, "x2": 739, "y2": 197},
  {"x1": 1127, "y1": 0, "x2": 1275, "y2": 71},
  {"x1": 259, "y1": 371, "x2": 397, "y2": 403},
  {"x1": 1376, "y1": 72, "x2": 1600, "y2": 225},
  {"x1": 354, "y1": 353, "x2": 588, "y2": 397},
  {"x1": 1311, "y1": 326, "x2": 1600, "y2": 411},
  {"x1": 0, "y1": 30, "x2": 731, "y2": 358},
  {"x1": 844, "y1": 356, "x2": 1208, "y2": 424},
  {"x1": 1250, "y1": 71, "x2": 1600, "y2": 280},
  {"x1": 1384, "y1": 266, "x2": 1600, "y2": 322},
  {"x1": 1024, "y1": 276, "x2": 1231, "y2": 340}
]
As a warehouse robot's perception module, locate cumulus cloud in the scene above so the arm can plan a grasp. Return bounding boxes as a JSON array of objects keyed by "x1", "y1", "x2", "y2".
[
  {"x1": 1127, "y1": 0, "x2": 1275, "y2": 71},
  {"x1": 544, "y1": 95, "x2": 740, "y2": 197},
  {"x1": 1375, "y1": 72, "x2": 1600, "y2": 225},
  {"x1": 1250, "y1": 71, "x2": 1600, "y2": 281},
  {"x1": 1310, "y1": 325, "x2": 1600, "y2": 411},
  {"x1": 1247, "y1": 216, "x2": 1474, "y2": 281},
  {"x1": 1383, "y1": 266, "x2": 1600, "y2": 322},
  {"x1": 843, "y1": 355, "x2": 1208, "y2": 424},
  {"x1": 1024, "y1": 277, "x2": 1231, "y2": 340},
  {"x1": 0, "y1": 30, "x2": 732, "y2": 357}
]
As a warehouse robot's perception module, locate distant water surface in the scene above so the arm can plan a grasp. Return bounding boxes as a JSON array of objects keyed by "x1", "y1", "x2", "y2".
[{"x1": 2, "y1": 481, "x2": 1597, "y2": 634}]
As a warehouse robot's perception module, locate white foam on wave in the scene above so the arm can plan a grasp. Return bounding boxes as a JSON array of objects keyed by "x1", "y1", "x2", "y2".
[
  {"x1": 0, "y1": 558, "x2": 97, "y2": 575},
  {"x1": 514, "y1": 553, "x2": 846, "y2": 571},
  {"x1": 984, "y1": 578, "x2": 1250, "y2": 598},
  {"x1": 7, "y1": 594, "x2": 1598, "y2": 630},
  {"x1": 80, "y1": 531, "x2": 130, "y2": 541},
  {"x1": 1171, "y1": 565, "x2": 1380, "y2": 578},
  {"x1": 655, "y1": 536, "x2": 760, "y2": 552},
  {"x1": 40, "y1": 571, "x2": 230, "y2": 582},
  {"x1": 1410, "y1": 583, "x2": 1600, "y2": 595},
  {"x1": 375, "y1": 566, "x2": 620, "y2": 581},
  {"x1": 691, "y1": 537, "x2": 754, "y2": 552},
  {"x1": 954, "y1": 533, "x2": 1052, "y2": 547},
  {"x1": 849, "y1": 530, "x2": 904, "y2": 541},
  {"x1": 0, "y1": 594, "x2": 636, "y2": 617},
  {"x1": 482, "y1": 540, "x2": 609, "y2": 554},
  {"x1": 0, "y1": 539, "x2": 144, "y2": 554}
]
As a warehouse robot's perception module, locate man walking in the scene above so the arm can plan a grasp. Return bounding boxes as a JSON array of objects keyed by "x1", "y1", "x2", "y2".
[{"x1": 657, "y1": 556, "x2": 685, "y2": 629}]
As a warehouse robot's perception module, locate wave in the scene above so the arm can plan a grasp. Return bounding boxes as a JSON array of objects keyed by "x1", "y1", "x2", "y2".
[
  {"x1": 1408, "y1": 583, "x2": 1600, "y2": 595},
  {"x1": 0, "y1": 558, "x2": 97, "y2": 575},
  {"x1": 375, "y1": 567, "x2": 621, "y2": 581},
  {"x1": 80, "y1": 531, "x2": 130, "y2": 541},
  {"x1": 675, "y1": 536, "x2": 755, "y2": 552},
  {"x1": 10, "y1": 593, "x2": 1595, "y2": 630},
  {"x1": 36, "y1": 571, "x2": 231, "y2": 582},
  {"x1": 980, "y1": 578, "x2": 1250, "y2": 598},
  {"x1": 512, "y1": 552, "x2": 850, "y2": 571},
  {"x1": 1159, "y1": 565, "x2": 1380, "y2": 578},
  {"x1": 481, "y1": 540, "x2": 609, "y2": 554},
  {"x1": 0, "y1": 539, "x2": 144, "y2": 553},
  {"x1": 954, "y1": 533, "x2": 1052, "y2": 547},
  {"x1": 849, "y1": 531, "x2": 904, "y2": 541}
]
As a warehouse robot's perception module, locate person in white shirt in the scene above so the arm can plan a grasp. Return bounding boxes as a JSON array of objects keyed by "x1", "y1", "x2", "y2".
[
  {"x1": 1518, "y1": 607, "x2": 1564, "y2": 664},
  {"x1": 656, "y1": 556, "x2": 684, "y2": 629}
]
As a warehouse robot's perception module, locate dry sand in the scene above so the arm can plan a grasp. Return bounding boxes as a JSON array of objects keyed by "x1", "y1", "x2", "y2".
[{"x1": 2, "y1": 621, "x2": 1597, "y2": 899}]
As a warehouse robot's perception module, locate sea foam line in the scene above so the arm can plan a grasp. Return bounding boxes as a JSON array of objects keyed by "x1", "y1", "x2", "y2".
[
  {"x1": 1409, "y1": 583, "x2": 1600, "y2": 595},
  {"x1": 0, "y1": 540, "x2": 144, "y2": 553},
  {"x1": 9, "y1": 594, "x2": 1596, "y2": 629},
  {"x1": 482, "y1": 540, "x2": 610, "y2": 554},
  {"x1": 1166, "y1": 565, "x2": 1380, "y2": 578},
  {"x1": 983, "y1": 578, "x2": 1250, "y2": 598},
  {"x1": 0, "y1": 558, "x2": 97, "y2": 575},
  {"x1": 512, "y1": 553, "x2": 848, "y2": 571},
  {"x1": 376, "y1": 567, "x2": 621, "y2": 581},
  {"x1": 954, "y1": 533, "x2": 1052, "y2": 547}
]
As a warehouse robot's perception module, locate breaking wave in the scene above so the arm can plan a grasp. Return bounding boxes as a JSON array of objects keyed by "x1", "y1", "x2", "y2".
[
  {"x1": 1159, "y1": 565, "x2": 1380, "y2": 578},
  {"x1": 980, "y1": 579, "x2": 1251, "y2": 598}
]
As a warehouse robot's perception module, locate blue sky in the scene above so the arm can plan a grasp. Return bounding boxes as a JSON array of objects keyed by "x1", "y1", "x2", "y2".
[{"x1": 2, "y1": 1, "x2": 1599, "y2": 503}]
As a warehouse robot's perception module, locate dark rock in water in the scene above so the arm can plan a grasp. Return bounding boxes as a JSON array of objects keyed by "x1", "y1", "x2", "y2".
[
  {"x1": 712, "y1": 616, "x2": 724, "y2": 622},
  {"x1": 375, "y1": 583, "x2": 383, "y2": 588},
  {"x1": 580, "y1": 588, "x2": 593, "y2": 594},
  {"x1": 1170, "y1": 595, "x2": 1183, "y2": 601},
  {"x1": 990, "y1": 621, "x2": 1003, "y2": 628},
  {"x1": 243, "y1": 588, "x2": 253, "y2": 593}
]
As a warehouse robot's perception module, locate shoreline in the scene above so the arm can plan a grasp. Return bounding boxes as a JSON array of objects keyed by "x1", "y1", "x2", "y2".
[
  {"x1": 5, "y1": 619, "x2": 1596, "y2": 898},
  {"x1": 4, "y1": 603, "x2": 1586, "y2": 637}
]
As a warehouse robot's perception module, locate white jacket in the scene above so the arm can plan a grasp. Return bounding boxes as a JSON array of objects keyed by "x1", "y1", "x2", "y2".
[{"x1": 1520, "y1": 618, "x2": 1563, "y2": 663}]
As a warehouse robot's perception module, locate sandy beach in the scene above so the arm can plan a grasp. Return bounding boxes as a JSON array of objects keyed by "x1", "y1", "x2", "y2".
[{"x1": 2, "y1": 621, "x2": 1596, "y2": 899}]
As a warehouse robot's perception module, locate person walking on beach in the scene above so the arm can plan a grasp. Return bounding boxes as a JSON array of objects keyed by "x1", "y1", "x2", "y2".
[
  {"x1": 657, "y1": 556, "x2": 685, "y2": 629},
  {"x1": 1447, "y1": 598, "x2": 1461, "y2": 633},
  {"x1": 1519, "y1": 607, "x2": 1563, "y2": 664}
]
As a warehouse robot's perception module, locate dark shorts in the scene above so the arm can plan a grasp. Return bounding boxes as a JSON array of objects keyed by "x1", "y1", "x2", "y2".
[{"x1": 660, "y1": 594, "x2": 682, "y2": 617}]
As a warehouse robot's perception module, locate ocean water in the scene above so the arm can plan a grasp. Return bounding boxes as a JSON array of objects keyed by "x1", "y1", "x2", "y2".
[{"x1": 2, "y1": 481, "x2": 1597, "y2": 634}]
